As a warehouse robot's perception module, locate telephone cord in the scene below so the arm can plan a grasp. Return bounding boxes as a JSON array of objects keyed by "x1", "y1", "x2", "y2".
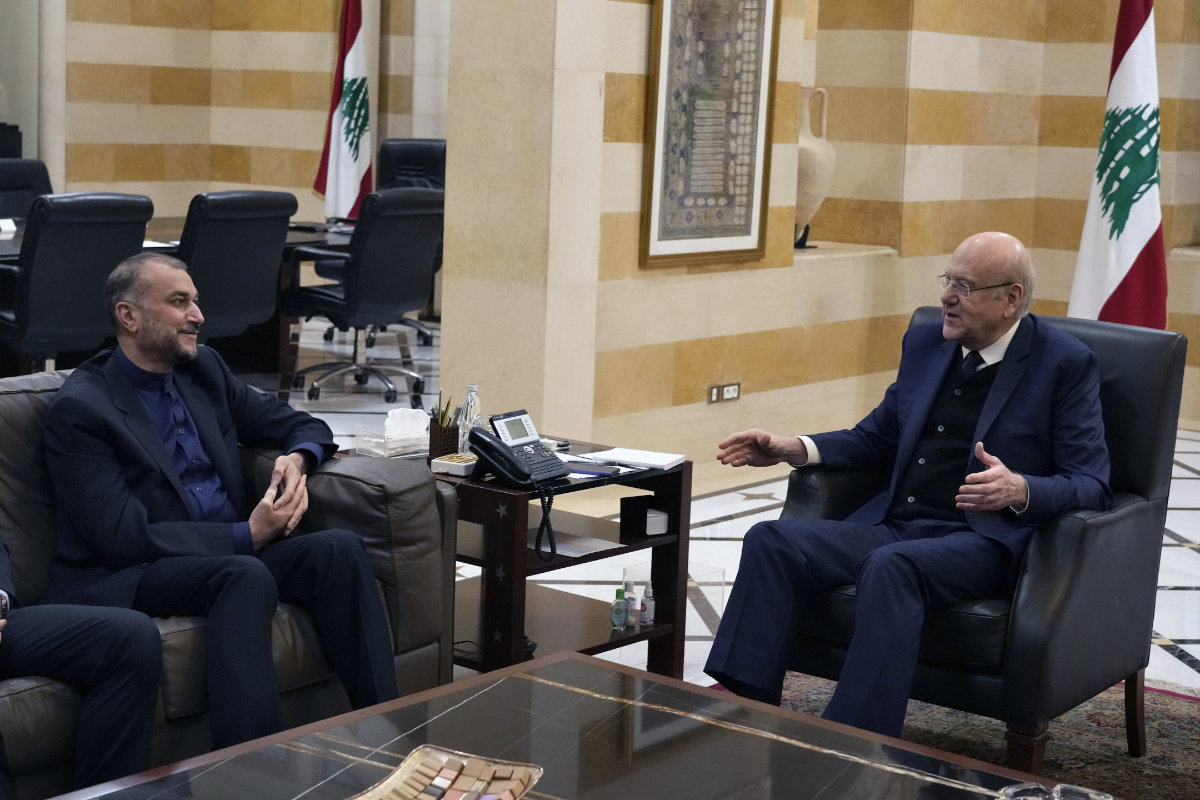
[{"x1": 534, "y1": 483, "x2": 556, "y2": 561}]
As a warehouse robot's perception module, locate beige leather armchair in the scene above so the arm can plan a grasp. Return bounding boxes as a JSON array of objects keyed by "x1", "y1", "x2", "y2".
[{"x1": 0, "y1": 370, "x2": 456, "y2": 799}]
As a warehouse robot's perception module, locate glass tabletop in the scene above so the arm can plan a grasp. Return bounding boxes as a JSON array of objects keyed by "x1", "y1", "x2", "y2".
[{"x1": 80, "y1": 654, "x2": 1021, "y2": 800}]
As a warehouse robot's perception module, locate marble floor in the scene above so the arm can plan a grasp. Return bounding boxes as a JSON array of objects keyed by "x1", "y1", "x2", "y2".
[{"x1": 249, "y1": 317, "x2": 1200, "y2": 698}]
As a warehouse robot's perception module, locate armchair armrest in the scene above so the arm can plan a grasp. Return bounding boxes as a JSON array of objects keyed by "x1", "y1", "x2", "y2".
[
  {"x1": 781, "y1": 466, "x2": 887, "y2": 521},
  {"x1": 290, "y1": 245, "x2": 350, "y2": 266},
  {"x1": 1002, "y1": 492, "x2": 1164, "y2": 721},
  {"x1": 241, "y1": 449, "x2": 456, "y2": 678}
]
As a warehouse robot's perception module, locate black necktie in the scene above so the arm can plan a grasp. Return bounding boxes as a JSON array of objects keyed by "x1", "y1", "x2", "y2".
[{"x1": 961, "y1": 350, "x2": 984, "y2": 380}]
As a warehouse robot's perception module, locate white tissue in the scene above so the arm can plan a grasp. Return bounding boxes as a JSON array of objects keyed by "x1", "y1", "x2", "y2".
[{"x1": 385, "y1": 408, "x2": 429, "y2": 438}]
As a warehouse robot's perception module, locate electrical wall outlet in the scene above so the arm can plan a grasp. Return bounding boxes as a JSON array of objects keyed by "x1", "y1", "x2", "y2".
[
  {"x1": 707, "y1": 385, "x2": 721, "y2": 404},
  {"x1": 721, "y1": 382, "x2": 741, "y2": 401}
]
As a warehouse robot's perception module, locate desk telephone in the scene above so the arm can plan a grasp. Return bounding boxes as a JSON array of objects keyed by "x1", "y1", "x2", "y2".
[
  {"x1": 468, "y1": 410, "x2": 570, "y2": 561},
  {"x1": 467, "y1": 410, "x2": 570, "y2": 487}
]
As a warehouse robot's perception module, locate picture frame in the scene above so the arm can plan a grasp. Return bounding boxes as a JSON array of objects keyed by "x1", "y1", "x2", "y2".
[{"x1": 639, "y1": 0, "x2": 781, "y2": 268}]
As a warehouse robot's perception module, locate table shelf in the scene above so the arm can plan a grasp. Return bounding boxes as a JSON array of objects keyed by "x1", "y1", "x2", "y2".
[{"x1": 438, "y1": 454, "x2": 691, "y2": 677}]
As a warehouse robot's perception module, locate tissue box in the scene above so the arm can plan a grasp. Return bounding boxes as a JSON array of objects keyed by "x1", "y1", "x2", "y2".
[{"x1": 355, "y1": 427, "x2": 427, "y2": 458}]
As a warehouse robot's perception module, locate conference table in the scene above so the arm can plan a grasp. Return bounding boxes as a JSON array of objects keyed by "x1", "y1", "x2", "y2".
[{"x1": 0, "y1": 217, "x2": 351, "y2": 374}]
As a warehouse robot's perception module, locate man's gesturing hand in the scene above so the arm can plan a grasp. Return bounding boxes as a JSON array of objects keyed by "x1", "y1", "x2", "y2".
[
  {"x1": 717, "y1": 429, "x2": 808, "y2": 468},
  {"x1": 956, "y1": 442, "x2": 1028, "y2": 512}
]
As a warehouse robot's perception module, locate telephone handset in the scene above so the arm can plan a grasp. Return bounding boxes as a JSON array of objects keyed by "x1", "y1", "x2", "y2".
[
  {"x1": 467, "y1": 411, "x2": 570, "y2": 488},
  {"x1": 467, "y1": 410, "x2": 570, "y2": 562}
]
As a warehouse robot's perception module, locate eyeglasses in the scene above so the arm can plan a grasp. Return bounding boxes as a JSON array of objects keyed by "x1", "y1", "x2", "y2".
[{"x1": 937, "y1": 274, "x2": 1016, "y2": 298}]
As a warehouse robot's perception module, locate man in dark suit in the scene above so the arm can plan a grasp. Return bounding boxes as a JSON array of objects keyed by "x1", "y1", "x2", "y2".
[
  {"x1": 705, "y1": 232, "x2": 1111, "y2": 736},
  {"x1": 0, "y1": 545, "x2": 159, "y2": 795},
  {"x1": 41, "y1": 252, "x2": 398, "y2": 749}
]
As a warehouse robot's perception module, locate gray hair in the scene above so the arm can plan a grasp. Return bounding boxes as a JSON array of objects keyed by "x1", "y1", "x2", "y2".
[{"x1": 104, "y1": 252, "x2": 189, "y2": 330}]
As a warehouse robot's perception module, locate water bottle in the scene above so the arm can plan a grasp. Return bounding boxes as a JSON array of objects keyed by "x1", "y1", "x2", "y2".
[{"x1": 458, "y1": 384, "x2": 482, "y2": 453}]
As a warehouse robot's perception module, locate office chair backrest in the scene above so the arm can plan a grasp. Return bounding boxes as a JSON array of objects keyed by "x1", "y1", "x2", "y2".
[
  {"x1": 176, "y1": 190, "x2": 298, "y2": 340},
  {"x1": 0, "y1": 158, "x2": 53, "y2": 219},
  {"x1": 376, "y1": 139, "x2": 446, "y2": 189},
  {"x1": 910, "y1": 306, "x2": 1186, "y2": 503},
  {"x1": 344, "y1": 187, "x2": 443, "y2": 324},
  {"x1": 15, "y1": 192, "x2": 153, "y2": 355}
]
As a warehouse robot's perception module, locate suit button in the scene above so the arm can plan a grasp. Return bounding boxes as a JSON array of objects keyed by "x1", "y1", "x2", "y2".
[
  {"x1": 918, "y1": 457, "x2": 926, "y2": 465},
  {"x1": 954, "y1": 388, "x2": 962, "y2": 396},
  {"x1": 937, "y1": 424, "x2": 945, "y2": 432},
  {"x1": 907, "y1": 496, "x2": 915, "y2": 503}
]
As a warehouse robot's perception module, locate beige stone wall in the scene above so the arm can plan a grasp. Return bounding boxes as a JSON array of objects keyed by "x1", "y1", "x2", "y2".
[{"x1": 54, "y1": 0, "x2": 437, "y2": 218}]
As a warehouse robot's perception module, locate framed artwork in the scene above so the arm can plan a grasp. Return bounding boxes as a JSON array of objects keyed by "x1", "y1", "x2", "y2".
[{"x1": 640, "y1": 0, "x2": 781, "y2": 268}]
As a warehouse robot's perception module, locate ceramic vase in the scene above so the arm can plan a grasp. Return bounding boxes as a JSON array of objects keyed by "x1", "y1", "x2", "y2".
[{"x1": 794, "y1": 86, "x2": 836, "y2": 241}]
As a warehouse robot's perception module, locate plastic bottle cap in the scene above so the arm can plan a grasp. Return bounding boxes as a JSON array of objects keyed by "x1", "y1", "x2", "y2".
[{"x1": 616, "y1": 588, "x2": 624, "y2": 599}]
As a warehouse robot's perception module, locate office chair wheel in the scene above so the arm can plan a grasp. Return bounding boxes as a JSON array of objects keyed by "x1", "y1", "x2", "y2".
[
  {"x1": 366, "y1": 332, "x2": 376, "y2": 348},
  {"x1": 355, "y1": 372, "x2": 369, "y2": 385},
  {"x1": 412, "y1": 378, "x2": 425, "y2": 395},
  {"x1": 307, "y1": 385, "x2": 320, "y2": 400},
  {"x1": 384, "y1": 390, "x2": 398, "y2": 403},
  {"x1": 418, "y1": 331, "x2": 433, "y2": 346},
  {"x1": 291, "y1": 375, "x2": 305, "y2": 389},
  {"x1": 409, "y1": 394, "x2": 423, "y2": 410},
  {"x1": 323, "y1": 326, "x2": 334, "y2": 342}
]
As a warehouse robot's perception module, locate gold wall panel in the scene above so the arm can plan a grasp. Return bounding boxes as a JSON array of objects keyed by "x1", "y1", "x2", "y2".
[
  {"x1": 381, "y1": 73, "x2": 414, "y2": 115},
  {"x1": 593, "y1": 314, "x2": 910, "y2": 418},
  {"x1": 819, "y1": 0, "x2": 913, "y2": 31},
  {"x1": 384, "y1": 0, "x2": 415, "y2": 36},
  {"x1": 810, "y1": 198, "x2": 902, "y2": 248},
  {"x1": 210, "y1": 0, "x2": 335, "y2": 32},
  {"x1": 911, "y1": 0, "x2": 1046, "y2": 41},
  {"x1": 67, "y1": 63, "x2": 150, "y2": 104},
  {"x1": 773, "y1": 82, "x2": 802, "y2": 145},
  {"x1": 825, "y1": 87, "x2": 908, "y2": 145},
  {"x1": 1033, "y1": 197, "x2": 1087, "y2": 250},
  {"x1": 1037, "y1": 96, "x2": 1105, "y2": 148},
  {"x1": 1044, "y1": 0, "x2": 1117, "y2": 42},
  {"x1": 906, "y1": 90, "x2": 1040, "y2": 147},
  {"x1": 603, "y1": 73, "x2": 647, "y2": 144}
]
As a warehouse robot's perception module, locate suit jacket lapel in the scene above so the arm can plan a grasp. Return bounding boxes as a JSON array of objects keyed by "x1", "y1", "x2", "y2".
[
  {"x1": 103, "y1": 354, "x2": 192, "y2": 508},
  {"x1": 174, "y1": 368, "x2": 247, "y2": 514},
  {"x1": 973, "y1": 315, "x2": 1033, "y2": 457}
]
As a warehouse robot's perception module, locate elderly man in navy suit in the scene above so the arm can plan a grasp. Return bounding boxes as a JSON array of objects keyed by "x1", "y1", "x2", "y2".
[{"x1": 705, "y1": 231, "x2": 1111, "y2": 736}]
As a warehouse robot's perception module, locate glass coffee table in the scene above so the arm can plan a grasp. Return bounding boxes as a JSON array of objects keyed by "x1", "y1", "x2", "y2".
[{"x1": 61, "y1": 652, "x2": 1043, "y2": 800}]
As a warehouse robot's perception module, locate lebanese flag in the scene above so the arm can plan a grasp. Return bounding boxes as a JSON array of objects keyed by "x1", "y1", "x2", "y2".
[
  {"x1": 1068, "y1": 0, "x2": 1166, "y2": 329},
  {"x1": 314, "y1": 0, "x2": 372, "y2": 219}
]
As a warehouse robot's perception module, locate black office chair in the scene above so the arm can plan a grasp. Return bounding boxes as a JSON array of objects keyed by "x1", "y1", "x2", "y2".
[
  {"x1": 779, "y1": 307, "x2": 1187, "y2": 773},
  {"x1": 175, "y1": 190, "x2": 298, "y2": 341},
  {"x1": 0, "y1": 158, "x2": 53, "y2": 220},
  {"x1": 315, "y1": 138, "x2": 445, "y2": 346},
  {"x1": 0, "y1": 192, "x2": 154, "y2": 372},
  {"x1": 280, "y1": 187, "x2": 442, "y2": 407}
]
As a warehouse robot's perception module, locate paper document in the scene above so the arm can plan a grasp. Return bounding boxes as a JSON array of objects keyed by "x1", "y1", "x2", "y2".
[
  {"x1": 583, "y1": 448, "x2": 685, "y2": 470},
  {"x1": 525, "y1": 529, "x2": 621, "y2": 557}
]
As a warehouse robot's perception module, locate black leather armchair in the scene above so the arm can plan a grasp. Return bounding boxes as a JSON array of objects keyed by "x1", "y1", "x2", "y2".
[
  {"x1": 780, "y1": 307, "x2": 1187, "y2": 773},
  {"x1": 315, "y1": 139, "x2": 446, "y2": 346},
  {"x1": 0, "y1": 158, "x2": 52, "y2": 220},
  {"x1": 280, "y1": 187, "x2": 442, "y2": 406},
  {"x1": 176, "y1": 190, "x2": 298, "y2": 341},
  {"x1": 0, "y1": 192, "x2": 153, "y2": 372}
]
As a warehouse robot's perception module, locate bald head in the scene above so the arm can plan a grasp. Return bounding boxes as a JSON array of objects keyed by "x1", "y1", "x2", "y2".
[{"x1": 951, "y1": 232, "x2": 1035, "y2": 316}]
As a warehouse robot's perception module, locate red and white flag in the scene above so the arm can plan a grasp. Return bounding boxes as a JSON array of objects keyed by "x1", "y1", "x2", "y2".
[
  {"x1": 314, "y1": 0, "x2": 372, "y2": 219},
  {"x1": 1068, "y1": 0, "x2": 1166, "y2": 329}
]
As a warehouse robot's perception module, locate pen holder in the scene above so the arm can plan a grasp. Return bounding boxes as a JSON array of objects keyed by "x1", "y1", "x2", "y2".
[{"x1": 428, "y1": 417, "x2": 461, "y2": 462}]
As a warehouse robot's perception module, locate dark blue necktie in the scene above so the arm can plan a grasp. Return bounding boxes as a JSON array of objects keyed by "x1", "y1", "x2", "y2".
[{"x1": 961, "y1": 350, "x2": 984, "y2": 380}]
